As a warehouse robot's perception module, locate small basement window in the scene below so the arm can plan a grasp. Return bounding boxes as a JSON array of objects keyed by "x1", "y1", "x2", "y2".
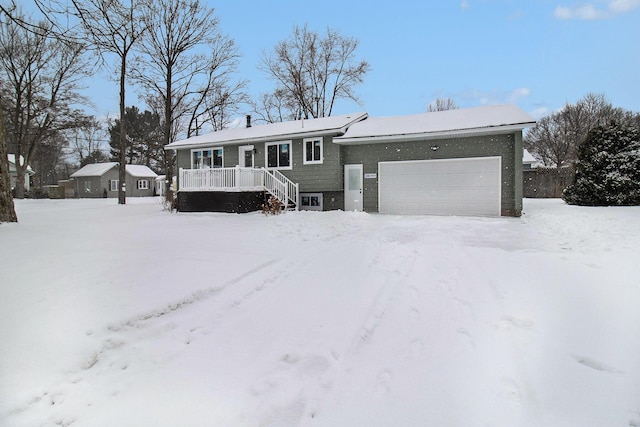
[{"x1": 300, "y1": 193, "x2": 323, "y2": 211}]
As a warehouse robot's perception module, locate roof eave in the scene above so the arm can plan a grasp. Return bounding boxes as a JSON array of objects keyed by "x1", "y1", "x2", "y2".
[
  {"x1": 334, "y1": 122, "x2": 536, "y2": 145},
  {"x1": 164, "y1": 113, "x2": 369, "y2": 151}
]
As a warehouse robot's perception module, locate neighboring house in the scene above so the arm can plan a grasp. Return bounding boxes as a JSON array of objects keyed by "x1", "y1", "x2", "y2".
[
  {"x1": 165, "y1": 105, "x2": 536, "y2": 217},
  {"x1": 523, "y1": 149, "x2": 537, "y2": 170},
  {"x1": 7, "y1": 154, "x2": 35, "y2": 191},
  {"x1": 70, "y1": 163, "x2": 158, "y2": 198}
]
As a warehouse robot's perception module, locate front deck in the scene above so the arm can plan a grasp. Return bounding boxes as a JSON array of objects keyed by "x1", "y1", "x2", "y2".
[{"x1": 177, "y1": 167, "x2": 299, "y2": 213}]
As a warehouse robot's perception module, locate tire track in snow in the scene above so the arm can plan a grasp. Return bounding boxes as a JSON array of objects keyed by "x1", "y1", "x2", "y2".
[{"x1": 5, "y1": 258, "x2": 285, "y2": 422}]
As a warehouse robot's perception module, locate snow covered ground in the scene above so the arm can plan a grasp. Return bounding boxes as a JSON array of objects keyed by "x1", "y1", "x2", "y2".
[{"x1": 1, "y1": 197, "x2": 639, "y2": 427}]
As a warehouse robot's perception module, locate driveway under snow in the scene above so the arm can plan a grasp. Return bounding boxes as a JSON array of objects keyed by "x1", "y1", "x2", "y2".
[{"x1": 1, "y1": 198, "x2": 639, "y2": 426}]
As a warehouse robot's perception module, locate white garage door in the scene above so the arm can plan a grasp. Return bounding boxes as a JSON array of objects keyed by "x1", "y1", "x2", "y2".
[{"x1": 378, "y1": 156, "x2": 502, "y2": 216}]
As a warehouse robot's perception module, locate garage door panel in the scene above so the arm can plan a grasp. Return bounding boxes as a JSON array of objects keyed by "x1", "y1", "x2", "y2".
[{"x1": 379, "y1": 157, "x2": 501, "y2": 216}]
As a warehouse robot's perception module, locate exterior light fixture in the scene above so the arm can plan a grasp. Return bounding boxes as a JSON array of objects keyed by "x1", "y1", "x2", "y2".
[{"x1": 430, "y1": 145, "x2": 439, "y2": 151}]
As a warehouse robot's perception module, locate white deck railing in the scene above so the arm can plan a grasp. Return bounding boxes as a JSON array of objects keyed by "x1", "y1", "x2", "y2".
[{"x1": 179, "y1": 167, "x2": 299, "y2": 209}]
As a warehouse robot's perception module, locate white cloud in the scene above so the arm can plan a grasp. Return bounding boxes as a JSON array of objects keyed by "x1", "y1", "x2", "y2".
[
  {"x1": 609, "y1": 0, "x2": 640, "y2": 12},
  {"x1": 460, "y1": 0, "x2": 469, "y2": 11},
  {"x1": 554, "y1": 0, "x2": 640, "y2": 20}
]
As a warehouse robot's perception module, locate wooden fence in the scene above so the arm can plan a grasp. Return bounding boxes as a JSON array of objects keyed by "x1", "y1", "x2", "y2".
[{"x1": 523, "y1": 167, "x2": 575, "y2": 198}]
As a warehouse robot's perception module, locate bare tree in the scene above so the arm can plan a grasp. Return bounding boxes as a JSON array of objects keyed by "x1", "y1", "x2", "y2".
[
  {"x1": 41, "y1": 0, "x2": 146, "y2": 204},
  {"x1": 0, "y1": 93, "x2": 17, "y2": 222},
  {"x1": 0, "y1": 7, "x2": 90, "y2": 198},
  {"x1": 525, "y1": 93, "x2": 634, "y2": 167},
  {"x1": 427, "y1": 97, "x2": 458, "y2": 112},
  {"x1": 133, "y1": 0, "x2": 243, "y2": 192},
  {"x1": 259, "y1": 24, "x2": 370, "y2": 121},
  {"x1": 66, "y1": 116, "x2": 109, "y2": 166}
]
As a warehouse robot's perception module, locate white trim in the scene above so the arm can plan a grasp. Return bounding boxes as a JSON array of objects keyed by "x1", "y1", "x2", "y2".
[
  {"x1": 265, "y1": 140, "x2": 293, "y2": 170},
  {"x1": 344, "y1": 164, "x2": 363, "y2": 212},
  {"x1": 190, "y1": 147, "x2": 224, "y2": 169},
  {"x1": 303, "y1": 137, "x2": 323, "y2": 165},
  {"x1": 137, "y1": 179, "x2": 149, "y2": 190},
  {"x1": 238, "y1": 145, "x2": 255, "y2": 168},
  {"x1": 300, "y1": 192, "x2": 323, "y2": 211}
]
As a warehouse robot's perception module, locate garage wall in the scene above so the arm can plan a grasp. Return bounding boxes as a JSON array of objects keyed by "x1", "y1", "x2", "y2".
[{"x1": 342, "y1": 132, "x2": 522, "y2": 216}]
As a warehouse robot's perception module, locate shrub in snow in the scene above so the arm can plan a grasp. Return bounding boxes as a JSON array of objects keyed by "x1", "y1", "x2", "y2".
[
  {"x1": 262, "y1": 195, "x2": 283, "y2": 215},
  {"x1": 563, "y1": 121, "x2": 640, "y2": 206}
]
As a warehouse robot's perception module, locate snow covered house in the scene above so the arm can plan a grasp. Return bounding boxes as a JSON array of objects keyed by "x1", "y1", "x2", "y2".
[
  {"x1": 70, "y1": 163, "x2": 158, "y2": 198},
  {"x1": 7, "y1": 154, "x2": 35, "y2": 191},
  {"x1": 165, "y1": 105, "x2": 536, "y2": 217}
]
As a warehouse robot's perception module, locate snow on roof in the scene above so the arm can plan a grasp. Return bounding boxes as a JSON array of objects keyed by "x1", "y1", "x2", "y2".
[
  {"x1": 126, "y1": 165, "x2": 158, "y2": 178},
  {"x1": 70, "y1": 163, "x2": 158, "y2": 178},
  {"x1": 334, "y1": 105, "x2": 536, "y2": 144},
  {"x1": 165, "y1": 112, "x2": 369, "y2": 150},
  {"x1": 523, "y1": 149, "x2": 536, "y2": 164},
  {"x1": 7, "y1": 154, "x2": 35, "y2": 174},
  {"x1": 70, "y1": 162, "x2": 118, "y2": 177}
]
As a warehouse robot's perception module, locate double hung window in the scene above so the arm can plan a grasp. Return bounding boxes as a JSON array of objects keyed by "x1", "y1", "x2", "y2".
[
  {"x1": 137, "y1": 179, "x2": 149, "y2": 190},
  {"x1": 303, "y1": 138, "x2": 323, "y2": 164},
  {"x1": 265, "y1": 141, "x2": 292, "y2": 169},
  {"x1": 192, "y1": 148, "x2": 223, "y2": 169},
  {"x1": 110, "y1": 180, "x2": 118, "y2": 191}
]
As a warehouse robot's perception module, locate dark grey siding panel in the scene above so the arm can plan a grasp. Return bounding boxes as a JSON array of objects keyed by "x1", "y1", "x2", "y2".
[
  {"x1": 276, "y1": 136, "x2": 342, "y2": 192},
  {"x1": 343, "y1": 132, "x2": 522, "y2": 216}
]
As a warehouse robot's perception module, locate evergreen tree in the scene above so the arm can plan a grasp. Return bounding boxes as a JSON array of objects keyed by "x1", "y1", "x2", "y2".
[
  {"x1": 108, "y1": 106, "x2": 163, "y2": 171},
  {"x1": 563, "y1": 122, "x2": 640, "y2": 206}
]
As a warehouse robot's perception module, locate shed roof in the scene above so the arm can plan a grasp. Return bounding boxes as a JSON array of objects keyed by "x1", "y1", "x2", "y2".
[
  {"x1": 70, "y1": 162, "x2": 117, "y2": 177},
  {"x1": 333, "y1": 105, "x2": 536, "y2": 144},
  {"x1": 70, "y1": 163, "x2": 158, "y2": 178},
  {"x1": 165, "y1": 112, "x2": 369, "y2": 150},
  {"x1": 126, "y1": 165, "x2": 158, "y2": 178}
]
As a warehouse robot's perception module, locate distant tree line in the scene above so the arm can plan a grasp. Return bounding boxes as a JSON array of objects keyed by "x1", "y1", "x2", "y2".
[
  {"x1": 1, "y1": 0, "x2": 370, "y2": 220},
  {"x1": 524, "y1": 93, "x2": 640, "y2": 168}
]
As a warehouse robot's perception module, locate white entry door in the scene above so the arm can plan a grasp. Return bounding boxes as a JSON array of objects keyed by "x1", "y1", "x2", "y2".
[
  {"x1": 344, "y1": 164, "x2": 363, "y2": 211},
  {"x1": 239, "y1": 145, "x2": 254, "y2": 168}
]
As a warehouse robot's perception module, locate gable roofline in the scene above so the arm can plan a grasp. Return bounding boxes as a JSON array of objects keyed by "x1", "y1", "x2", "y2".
[
  {"x1": 70, "y1": 163, "x2": 158, "y2": 178},
  {"x1": 333, "y1": 105, "x2": 536, "y2": 145},
  {"x1": 70, "y1": 162, "x2": 118, "y2": 177},
  {"x1": 164, "y1": 112, "x2": 369, "y2": 151}
]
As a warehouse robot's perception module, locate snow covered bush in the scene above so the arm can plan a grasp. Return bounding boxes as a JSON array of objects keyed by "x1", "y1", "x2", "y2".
[
  {"x1": 563, "y1": 121, "x2": 640, "y2": 206},
  {"x1": 262, "y1": 195, "x2": 283, "y2": 215}
]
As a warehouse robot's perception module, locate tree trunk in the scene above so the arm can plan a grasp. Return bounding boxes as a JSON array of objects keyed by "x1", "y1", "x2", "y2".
[
  {"x1": 0, "y1": 103, "x2": 18, "y2": 222},
  {"x1": 14, "y1": 165, "x2": 26, "y2": 199},
  {"x1": 118, "y1": 55, "x2": 127, "y2": 205}
]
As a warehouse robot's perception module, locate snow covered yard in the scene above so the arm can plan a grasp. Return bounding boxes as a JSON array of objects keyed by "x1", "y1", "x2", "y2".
[{"x1": 1, "y1": 198, "x2": 639, "y2": 427}]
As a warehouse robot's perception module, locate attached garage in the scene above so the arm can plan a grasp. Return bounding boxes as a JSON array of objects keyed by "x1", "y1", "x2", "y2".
[{"x1": 378, "y1": 157, "x2": 502, "y2": 216}]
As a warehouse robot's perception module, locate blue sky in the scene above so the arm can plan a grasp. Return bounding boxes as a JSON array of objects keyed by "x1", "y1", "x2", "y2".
[{"x1": 84, "y1": 0, "x2": 639, "y2": 121}]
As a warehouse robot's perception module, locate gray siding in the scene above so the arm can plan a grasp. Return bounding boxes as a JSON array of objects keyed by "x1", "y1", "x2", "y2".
[
  {"x1": 175, "y1": 134, "x2": 344, "y2": 194},
  {"x1": 76, "y1": 167, "x2": 155, "y2": 198},
  {"x1": 342, "y1": 132, "x2": 522, "y2": 216},
  {"x1": 173, "y1": 131, "x2": 523, "y2": 216}
]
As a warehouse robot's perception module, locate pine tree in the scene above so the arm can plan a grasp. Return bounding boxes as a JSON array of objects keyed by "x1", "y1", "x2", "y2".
[{"x1": 563, "y1": 122, "x2": 640, "y2": 206}]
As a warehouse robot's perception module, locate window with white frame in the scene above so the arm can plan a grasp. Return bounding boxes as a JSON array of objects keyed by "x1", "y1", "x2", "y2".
[
  {"x1": 300, "y1": 193, "x2": 323, "y2": 211},
  {"x1": 110, "y1": 180, "x2": 118, "y2": 191},
  {"x1": 303, "y1": 138, "x2": 323, "y2": 164},
  {"x1": 84, "y1": 180, "x2": 91, "y2": 191},
  {"x1": 192, "y1": 148, "x2": 223, "y2": 169},
  {"x1": 137, "y1": 179, "x2": 149, "y2": 190},
  {"x1": 265, "y1": 141, "x2": 292, "y2": 169}
]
